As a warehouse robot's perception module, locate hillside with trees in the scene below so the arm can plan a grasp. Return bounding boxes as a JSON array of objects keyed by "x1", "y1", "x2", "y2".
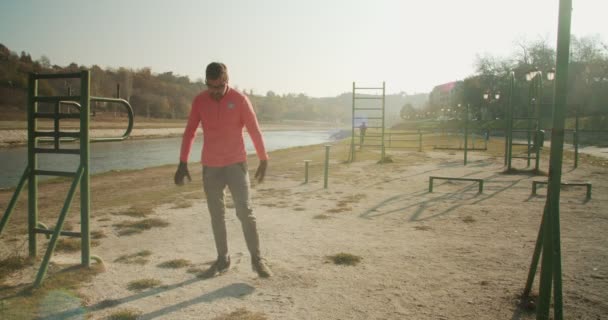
[{"x1": 0, "y1": 43, "x2": 427, "y2": 125}]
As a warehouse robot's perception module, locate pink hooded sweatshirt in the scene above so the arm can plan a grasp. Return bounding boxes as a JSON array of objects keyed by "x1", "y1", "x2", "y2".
[{"x1": 179, "y1": 87, "x2": 268, "y2": 167}]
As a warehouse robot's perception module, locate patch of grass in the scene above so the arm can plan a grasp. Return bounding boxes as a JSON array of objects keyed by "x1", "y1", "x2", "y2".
[
  {"x1": 91, "y1": 230, "x2": 106, "y2": 239},
  {"x1": 327, "y1": 253, "x2": 362, "y2": 266},
  {"x1": 462, "y1": 216, "x2": 476, "y2": 223},
  {"x1": 55, "y1": 238, "x2": 100, "y2": 252},
  {"x1": 114, "y1": 250, "x2": 152, "y2": 265},
  {"x1": 114, "y1": 205, "x2": 153, "y2": 218},
  {"x1": 0, "y1": 263, "x2": 105, "y2": 319},
  {"x1": 0, "y1": 255, "x2": 32, "y2": 282},
  {"x1": 187, "y1": 267, "x2": 206, "y2": 274},
  {"x1": 55, "y1": 238, "x2": 81, "y2": 252},
  {"x1": 294, "y1": 207, "x2": 305, "y2": 211},
  {"x1": 313, "y1": 214, "x2": 330, "y2": 220},
  {"x1": 114, "y1": 218, "x2": 169, "y2": 236},
  {"x1": 108, "y1": 308, "x2": 142, "y2": 320},
  {"x1": 326, "y1": 207, "x2": 352, "y2": 213},
  {"x1": 212, "y1": 308, "x2": 268, "y2": 320},
  {"x1": 414, "y1": 225, "x2": 432, "y2": 231},
  {"x1": 157, "y1": 259, "x2": 191, "y2": 269},
  {"x1": 127, "y1": 278, "x2": 162, "y2": 291},
  {"x1": 171, "y1": 200, "x2": 192, "y2": 209}
]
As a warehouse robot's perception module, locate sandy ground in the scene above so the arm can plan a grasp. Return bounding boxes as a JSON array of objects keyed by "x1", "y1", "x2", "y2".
[{"x1": 0, "y1": 143, "x2": 607, "y2": 319}]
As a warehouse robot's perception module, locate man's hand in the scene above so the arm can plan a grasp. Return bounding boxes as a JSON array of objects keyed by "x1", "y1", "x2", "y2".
[
  {"x1": 174, "y1": 162, "x2": 191, "y2": 186},
  {"x1": 254, "y1": 160, "x2": 267, "y2": 183}
]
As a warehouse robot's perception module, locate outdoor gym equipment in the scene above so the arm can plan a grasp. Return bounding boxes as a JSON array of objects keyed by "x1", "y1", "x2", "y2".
[
  {"x1": 349, "y1": 82, "x2": 386, "y2": 162},
  {"x1": 531, "y1": 180, "x2": 591, "y2": 200},
  {"x1": 0, "y1": 70, "x2": 134, "y2": 287},
  {"x1": 428, "y1": 176, "x2": 484, "y2": 194}
]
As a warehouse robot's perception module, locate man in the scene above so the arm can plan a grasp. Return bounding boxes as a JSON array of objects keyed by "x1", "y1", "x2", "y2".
[
  {"x1": 359, "y1": 121, "x2": 367, "y2": 146},
  {"x1": 174, "y1": 62, "x2": 271, "y2": 278}
]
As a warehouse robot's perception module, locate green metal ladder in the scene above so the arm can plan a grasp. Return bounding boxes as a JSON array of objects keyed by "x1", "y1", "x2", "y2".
[
  {"x1": 0, "y1": 70, "x2": 134, "y2": 287},
  {"x1": 349, "y1": 81, "x2": 386, "y2": 162}
]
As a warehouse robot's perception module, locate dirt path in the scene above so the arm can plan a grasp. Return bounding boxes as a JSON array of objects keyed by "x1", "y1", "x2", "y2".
[{"x1": 0, "y1": 145, "x2": 606, "y2": 319}]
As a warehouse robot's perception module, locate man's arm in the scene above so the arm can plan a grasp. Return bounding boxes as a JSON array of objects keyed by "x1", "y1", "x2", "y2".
[
  {"x1": 179, "y1": 100, "x2": 201, "y2": 163},
  {"x1": 175, "y1": 99, "x2": 201, "y2": 185},
  {"x1": 242, "y1": 95, "x2": 268, "y2": 183}
]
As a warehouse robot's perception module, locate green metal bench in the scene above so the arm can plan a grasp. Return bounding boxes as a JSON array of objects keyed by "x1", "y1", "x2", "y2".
[
  {"x1": 531, "y1": 181, "x2": 592, "y2": 199},
  {"x1": 428, "y1": 176, "x2": 484, "y2": 193}
]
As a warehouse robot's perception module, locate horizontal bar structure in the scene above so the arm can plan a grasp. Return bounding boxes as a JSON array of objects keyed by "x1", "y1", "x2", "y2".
[
  {"x1": 33, "y1": 72, "x2": 83, "y2": 79},
  {"x1": 34, "y1": 131, "x2": 81, "y2": 139},
  {"x1": 34, "y1": 228, "x2": 82, "y2": 238},
  {"x1": 532, "y1": 180, "x2": 592, "y2": 199},
  {"x1": 34, "y1": 148, "x2": 80, "y2": 155},
  {"x1": 354, "y1": 116, "x2": 383, "y2": 120},
  {"x1": 353, "y1": 107, "x2": 383, "y2": 110},
  {"x1": 428, "y1": 176, "x2": 484, "y2": 193},
  {"x1": 354, "y1": 87, "x2": 383, "y2": 90},
  {"x1": 34, "y1": 113, "x2": 81, "y2": 119},
  {"x1": 512, "y1": 156, "x2": 537, "y2": 159},
  {"x1": 33, "y1": 96, "x2": 81, "y2": 103},
  {"x1": 33, "y1": 170, "x2": 77, "y2": 177},
  {"x1": 433, "y1": 146, "x2": 487, "y2": 151}
]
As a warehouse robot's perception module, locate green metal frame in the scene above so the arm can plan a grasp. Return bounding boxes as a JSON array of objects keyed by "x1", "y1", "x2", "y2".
[
  {"x1": 531, "y1": 181, "x2": 591, "y2": 200},
  {"x1": 428, "y1": 176, "x2": 483, "y2": 194},
  {"x1": 522, "y1": 1, "x2": 571, "y2": 318},
  {"x1": 0, "y1": 71, "x2": 134, "y2": 287},
  {"x1": 349, "y1": 82, "x2": 386, "y2": 162}
]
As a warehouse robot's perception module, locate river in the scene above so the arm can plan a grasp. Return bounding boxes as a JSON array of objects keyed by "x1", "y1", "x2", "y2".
[{"x1": 0, "y1": 130, "x2": 334, "y2": 189}]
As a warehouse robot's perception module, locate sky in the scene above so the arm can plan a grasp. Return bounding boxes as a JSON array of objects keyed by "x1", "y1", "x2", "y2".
[{"x1": 0, "y1": 0, "x2": 606, "y2": 97}]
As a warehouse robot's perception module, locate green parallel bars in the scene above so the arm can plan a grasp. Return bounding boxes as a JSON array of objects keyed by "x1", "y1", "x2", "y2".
[
  {"x1": 79, "y1": 70, "x2": 92, "y2": 267},
  {"x1": 27, "y1": 73, "x2": 38, "y2": 257},
  {"x1": 523, "y1": 0, "x2": 571, "y2": 318}
]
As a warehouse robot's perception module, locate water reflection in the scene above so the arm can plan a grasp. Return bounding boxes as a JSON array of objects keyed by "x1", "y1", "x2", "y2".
[{"x1": 0, "y1": 131, "x2": 332, "y2": 188}]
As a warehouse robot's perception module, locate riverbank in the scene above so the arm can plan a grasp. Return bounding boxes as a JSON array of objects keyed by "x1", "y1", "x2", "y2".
[
  {"x1": 0, "y1": 140, "x2": 607, "y2": 319},
  {"x1": 0, "y1": 119, "x2": 345, "y2": 148}
]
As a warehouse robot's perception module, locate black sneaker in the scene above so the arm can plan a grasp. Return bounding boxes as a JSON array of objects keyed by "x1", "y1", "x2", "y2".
[
  {"x1": 198, "y1": 256, "x2": 231, "y2": 279},
  {"x1": 252, "y1": 257, "x2": 272, "y2": 278}
]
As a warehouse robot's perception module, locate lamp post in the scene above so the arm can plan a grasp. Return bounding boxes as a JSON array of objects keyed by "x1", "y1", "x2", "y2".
[{"x1": 526, "y1": 68, "x2": 556, "y2": 171}]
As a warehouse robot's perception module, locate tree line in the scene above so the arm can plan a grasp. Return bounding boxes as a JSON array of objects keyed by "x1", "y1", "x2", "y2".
[
  {"x1": 0, "y1": 43, "x2": 425, "y2": 124},
  {"x1": 404, "y1": 35, "x2": 608, "y2": 129}
]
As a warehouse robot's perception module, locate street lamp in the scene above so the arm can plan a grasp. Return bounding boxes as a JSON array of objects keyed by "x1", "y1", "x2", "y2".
[{"x1": 483, "y1": 90, "x2": 501, "y2": 120}]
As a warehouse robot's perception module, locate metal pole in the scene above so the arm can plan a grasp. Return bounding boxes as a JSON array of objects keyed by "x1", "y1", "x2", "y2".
[
  {"x1": 535, "y1": 75, "x2": 543, "y2": 172},
  {"x1": 464, "y1": 104, "x2": 469, "y2": 165},
  {"x1": 535, "y1": 1, "x2": 571, "y2": 318},
  {"x1": 418, "y1": 129, "x2": 422, "y2": 152},
  {"x1": 381, "y1": 81, "x2": 386, "y2": 161},
  {"x1": 350, "y1": 82, "x2": 356, "y2": 162},
  {"x1": 27, "y1": 74, "x2": 38, "y2": 257},
  {"x1": 324, "y1": 145, "x2": 330, "y2": 189},
  {"x1": 507, "y1": 72, "x2": 515, "y2": 170},
  {"x1": 304, "y1": 160, "x2": 311, "y2": 184},
  {"x1": 80, "y1": 70, "x2": 91, "y2": 267},
  {"x1": 574, "y1": 108, "x2": 579, "y2": 168}
]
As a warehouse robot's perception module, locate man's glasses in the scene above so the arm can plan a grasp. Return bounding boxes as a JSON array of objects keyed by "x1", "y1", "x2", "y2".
[{"x1": 205, "y1": 82, "x2": 227, "y2": 90}]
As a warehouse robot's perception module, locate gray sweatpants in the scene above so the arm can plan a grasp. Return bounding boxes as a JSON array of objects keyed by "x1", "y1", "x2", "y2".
[{"x1": 202, "y1": 162, "x2": 260, "y2": 260}]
